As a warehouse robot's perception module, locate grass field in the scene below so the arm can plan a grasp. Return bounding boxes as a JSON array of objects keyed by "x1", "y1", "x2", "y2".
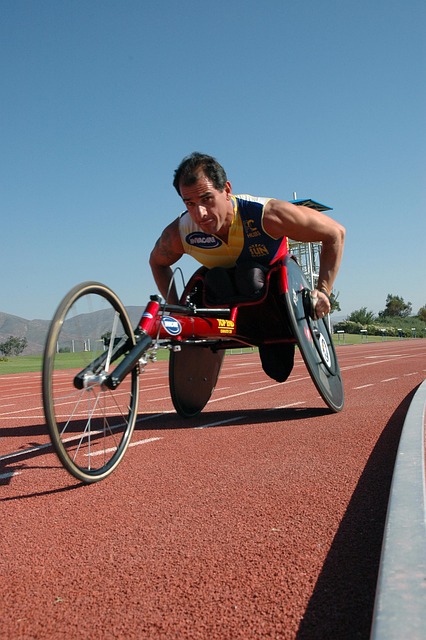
[{"x1": 0, "y1": 334, "x2": 419, "y2": 376}]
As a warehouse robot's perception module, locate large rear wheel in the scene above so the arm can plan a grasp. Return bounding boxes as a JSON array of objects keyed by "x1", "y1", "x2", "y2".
[
  {"x1": 283, "y1": 256, "x2": 344, "y2": 412},
  {"x1": 42, "y1": 282, "x2": 139, "y2": 483}
]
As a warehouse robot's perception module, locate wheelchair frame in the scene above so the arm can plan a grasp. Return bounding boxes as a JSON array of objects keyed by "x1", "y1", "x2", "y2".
[{"x1": 42, "y1": 249, "x2": 343, "y2": 483}]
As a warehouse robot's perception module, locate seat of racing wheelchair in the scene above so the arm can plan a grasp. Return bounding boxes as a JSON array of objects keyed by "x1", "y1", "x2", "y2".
[
  {"x1": 203, "y1": 262, "x2": 269, "y2": 306},
  {"x1": 180, "y1": 260, "x2": 295, "y2": 346}
]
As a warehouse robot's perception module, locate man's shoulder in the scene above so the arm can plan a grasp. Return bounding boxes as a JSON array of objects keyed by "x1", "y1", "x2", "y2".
[
  {"x1": 235, "y1": 194, "x2": 270, "y2": 205},
  {"x1": 235, "y1": 195, "x2": 272, "y2": 219}
]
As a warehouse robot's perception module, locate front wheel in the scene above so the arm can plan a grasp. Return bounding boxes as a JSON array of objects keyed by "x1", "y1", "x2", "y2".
[{"x1": 42, "y1": 282, "x2": 139, "y2": 483}]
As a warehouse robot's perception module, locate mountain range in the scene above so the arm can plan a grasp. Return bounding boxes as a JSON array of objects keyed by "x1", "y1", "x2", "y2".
[{"x1": 0, "y1": 307, "x2": 145, "y2": 355}]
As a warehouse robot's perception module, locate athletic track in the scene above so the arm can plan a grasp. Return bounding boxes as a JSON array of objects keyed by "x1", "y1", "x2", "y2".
[{"x1": 1, "y1": 339, "x2": 425, "y2": 639}]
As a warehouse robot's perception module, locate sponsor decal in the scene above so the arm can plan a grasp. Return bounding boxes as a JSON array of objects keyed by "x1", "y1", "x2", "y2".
[
  {"x1": 217, "y1": 318, "x2": 235, "y2": 334},
  {"x1": 249, "y1": 243, "x2": 269, "y2": 258},
  {"x1": 243, "y1": 219, "x2": 261, "y2": 238},
  {"x1": 186, "y1": 232, "x2": 222, "y2": 249},
  {"x1": 161, "y1": 316, "x2": 182, "y2": 336}
]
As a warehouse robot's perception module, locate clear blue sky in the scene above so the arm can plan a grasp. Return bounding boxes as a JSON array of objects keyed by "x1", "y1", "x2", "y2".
[{"x1": 2, "y1": 0, "x2": 425, "y2": 320}]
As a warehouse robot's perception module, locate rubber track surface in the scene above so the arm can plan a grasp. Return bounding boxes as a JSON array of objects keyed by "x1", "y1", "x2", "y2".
[{"x1": 1, "y1": 340, "x2": 425, "y2": 639}]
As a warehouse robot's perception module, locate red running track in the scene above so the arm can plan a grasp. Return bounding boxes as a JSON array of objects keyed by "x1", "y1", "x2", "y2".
[{"x1": 1, "y1": 340, "x2": 425, "y2": 639}]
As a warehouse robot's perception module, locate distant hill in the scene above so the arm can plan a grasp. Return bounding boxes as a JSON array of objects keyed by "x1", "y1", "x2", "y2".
[{"x1": 0, "y1": 307, "x2": 145, "y2": 355}]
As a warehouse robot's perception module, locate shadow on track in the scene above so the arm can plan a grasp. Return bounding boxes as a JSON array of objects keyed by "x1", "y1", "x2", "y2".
[
  {"x1": 134, "y1": 406, "x2": 332, "y2": 432},
  {"x1": 0, "y1": 480, "x2": 86, "y2": 501},
  {"x1": 1, "y1": 406, "x2": 332, "y2": 493},
  {"x1": 295, "y1": 386, "x2": 420, "y2": 640}
]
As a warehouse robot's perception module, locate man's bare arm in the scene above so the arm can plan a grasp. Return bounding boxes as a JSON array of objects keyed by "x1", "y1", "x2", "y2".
[
  {"x1": 264, "y1": 199, "x2": 346, "y2": 315},
  {"x1": 149, "y1": 218, "x2": 184, "y2": 304}
]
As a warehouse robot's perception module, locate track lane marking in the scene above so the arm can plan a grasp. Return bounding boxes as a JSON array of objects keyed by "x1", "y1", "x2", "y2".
[
  {"x1": 0, "y1": 413, "x2": 169, "y2": 462},
  {"x1": 0, "y1": 471, "x2": 22, "y2": 480},
  {"x1": 341, "y1": 353, "x2": 422, "y2": 372},
  {"x1": 270, "y1": 401, "x2": 306, "y2": 409},
  {"x1": 194, "y1": 417, "x2": 245, "y2": 429},
  {"x1": 193, "y1": 401, "x2": 307, "y2": 429},
  {"x1": 207, "y1": 375, "x2": 312, "y2": 403},
  {"x1": 86, "y1": 437, "x2": 162, "y2": 457}
]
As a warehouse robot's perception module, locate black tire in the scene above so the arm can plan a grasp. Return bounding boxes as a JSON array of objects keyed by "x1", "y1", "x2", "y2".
[
  {"x1": 169, "y1": 344, "x2": 225, "y2": 417},
  {"x1": 282, "y1": 256, "x2": 344, "y2": 412},
  {"x1": 42, "y1": 282, "x2": 139, "y2": 483}
]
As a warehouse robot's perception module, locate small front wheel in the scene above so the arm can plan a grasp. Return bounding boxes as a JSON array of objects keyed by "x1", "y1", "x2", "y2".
[{"x1": 42, "y1": 282, "x2": 139, "y2": 483}]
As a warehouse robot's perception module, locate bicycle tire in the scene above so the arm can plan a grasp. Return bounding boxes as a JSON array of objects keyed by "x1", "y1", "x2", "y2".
[{"x1": 42, "y1": 282, "x2": 139, "y2": 483}]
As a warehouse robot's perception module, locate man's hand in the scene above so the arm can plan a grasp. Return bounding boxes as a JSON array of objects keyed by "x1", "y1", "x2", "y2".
[{"x1": 310, "y1": 289, "x2": 331, "y2": 319}]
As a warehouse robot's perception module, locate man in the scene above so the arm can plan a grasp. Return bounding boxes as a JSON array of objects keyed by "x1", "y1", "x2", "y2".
[{"x1": 150, "y1": 152, "x2": 345, "y2": 382}]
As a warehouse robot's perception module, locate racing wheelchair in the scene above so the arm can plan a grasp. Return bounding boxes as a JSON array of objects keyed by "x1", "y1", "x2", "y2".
[{"x1": 42, "y1": 223, "x2": 344, "y2": 485}]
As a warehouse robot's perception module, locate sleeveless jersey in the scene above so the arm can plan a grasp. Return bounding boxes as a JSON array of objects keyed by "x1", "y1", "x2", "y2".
[{"x1": 178, "y1": 194, "x2": 288, "y2": 269}]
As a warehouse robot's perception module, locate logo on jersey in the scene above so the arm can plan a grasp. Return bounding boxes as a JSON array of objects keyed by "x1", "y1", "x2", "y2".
[
  {"x1": 243, "y1": 219, "x2": 261, "y2": 238},
  {"x1": 186, "y1": 232, "x2": 222, "y2": 249},
  {"x1": 161, "y1": 316, "x2": 182, "y2": 335},
  {"x1": 249, "y1": 243, "x2": 269, "y2": 258}
]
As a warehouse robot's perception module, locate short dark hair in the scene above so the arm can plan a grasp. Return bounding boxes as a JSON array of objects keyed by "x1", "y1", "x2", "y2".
[{"x1": 173, "y1": 152, "x2": 228, "y2": 196}]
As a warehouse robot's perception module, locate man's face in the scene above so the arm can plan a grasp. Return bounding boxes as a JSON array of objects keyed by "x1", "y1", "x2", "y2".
[{"x1": 180, "y1": 173, "x2": 233, "y2": 236}]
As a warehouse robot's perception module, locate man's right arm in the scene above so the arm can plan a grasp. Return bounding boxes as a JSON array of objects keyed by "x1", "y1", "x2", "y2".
[{"x1": 149, "y1": 218, "x2": 184, "y2": 304}]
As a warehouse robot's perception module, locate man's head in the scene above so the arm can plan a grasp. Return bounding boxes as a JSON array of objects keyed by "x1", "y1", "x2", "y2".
[
  {"x1": 174, "y1": 152, "x2": 234, "y2": 238},
  {"x1": 173, "y1": 152, "x2": 228, "y2": 196}
]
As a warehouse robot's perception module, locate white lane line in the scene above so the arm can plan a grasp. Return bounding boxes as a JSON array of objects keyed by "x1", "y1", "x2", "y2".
[
  {"x1": 194, "y1": 417, "x2": 246, "y2": 430},
  {"x1": 382, "y1": 378, "x2": 399, "y2": 382},
  {"x1": 0, "y1": 405, "x2": 45, "y2": 417},
  {"x1": 194, "y1": 401, "x2": 307, "y2": 429},
  {"x1": 207, "y1": 375, "x2": 312, "y2": 403},
  {"x1": 0, "y1": 471, "x2": 22, "y2": 480},
  {"x1": 341, "y1": 353, "x2": 422, "y2": 371},
  {"x1": 0, "y1": 415, "x2": 52, "y2": 421},
  {"x1": 354, "y1": 384, "x2": 375, "y2": 389},
  {"x1": 87, "y1": 437, "x2": 162, "y2": 457},
  {"x1": 364, "y1": 355, "x2": 403, "y2": 359},
  {"x1": 234, "y1": 363, "x2": 256, "y2": 367},
  {"x1": 269, "y1": 401, "x2": 306, "y2": 409},
  {"x1": 0, "y1": 413, "x2": 170, "y2": 462}
]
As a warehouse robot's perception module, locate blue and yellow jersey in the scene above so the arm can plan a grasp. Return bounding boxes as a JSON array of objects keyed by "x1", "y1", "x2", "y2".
[{"x1": 178, "y1": 194, "x2": 288, "y2": 269}]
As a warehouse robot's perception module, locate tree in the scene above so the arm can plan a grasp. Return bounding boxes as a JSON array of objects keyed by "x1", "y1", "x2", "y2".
[
  {"x1": 330, "y1": 291, "x2": 341, "y2": 314},
  {"x1": 418, "y1": 305, "x2": 426, "y2": 322},
  {"x1": 379, "y1": 294, "x2": 412, "y2": 318},
  {"x1": 0, "y1": 336, "x2": 28, "y2": 357},
  {"x1": 347, "y1": 307, "x2": 376, "y2": 324}
]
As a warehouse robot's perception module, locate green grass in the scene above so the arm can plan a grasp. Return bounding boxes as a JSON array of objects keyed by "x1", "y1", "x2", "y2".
[
  {"x1": 0, "y1": 347, "x2": 171, "y2": 375},
  {"x1": 332, "y1": 333, "x2": 405, "y2": 346},
  {"x1": 0, "y1": 334, "x2": 421, "y2": 375},
  {"x1": 0, "y1": 354, "x2": 45, "y2": 374}
]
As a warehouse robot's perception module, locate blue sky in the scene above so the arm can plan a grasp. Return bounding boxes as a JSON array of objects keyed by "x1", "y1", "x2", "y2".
[{"x1": 1, "y1": 0, "x2": 425, "y2": 320}]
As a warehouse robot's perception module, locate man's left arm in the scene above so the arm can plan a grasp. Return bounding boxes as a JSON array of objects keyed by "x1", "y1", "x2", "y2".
[{"x1": 263, "y1": 199, "x2": 346, "y2": 315}]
